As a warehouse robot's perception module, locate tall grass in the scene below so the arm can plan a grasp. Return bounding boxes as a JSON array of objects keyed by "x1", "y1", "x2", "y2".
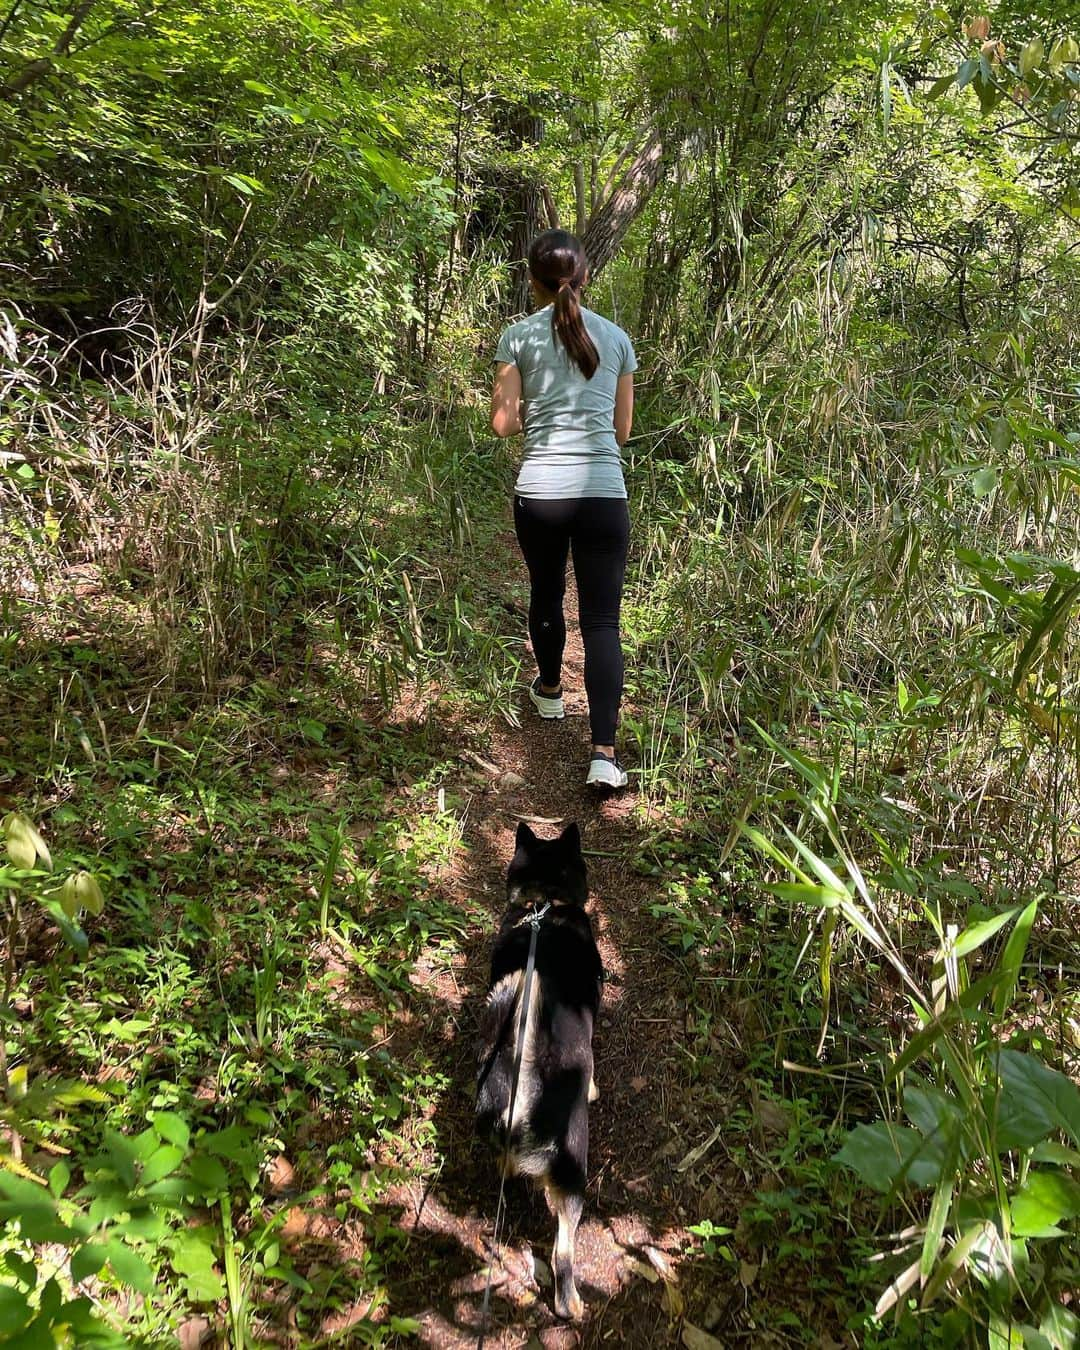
[{"x1": 618, "y1": 171, "x2": 1080, "y2": 1339}]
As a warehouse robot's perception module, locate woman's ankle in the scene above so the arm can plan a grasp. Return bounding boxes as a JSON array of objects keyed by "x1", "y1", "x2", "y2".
[{"x1": 592, "y1": 744, "x2": 616, "y2": 758}]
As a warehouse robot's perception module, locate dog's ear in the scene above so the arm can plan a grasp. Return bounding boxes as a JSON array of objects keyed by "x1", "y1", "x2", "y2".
[
  {"x1": 558, "y1": 821, "x2": 581, "y2": 854},
  {"x1": 515, "y1": 821, "x2": 538, "y2": 850}
]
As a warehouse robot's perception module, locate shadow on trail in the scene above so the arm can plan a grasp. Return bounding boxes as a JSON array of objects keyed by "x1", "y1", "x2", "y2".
[{"x1": 374, "y1": 550, "x2": 710, "y2": 1349}]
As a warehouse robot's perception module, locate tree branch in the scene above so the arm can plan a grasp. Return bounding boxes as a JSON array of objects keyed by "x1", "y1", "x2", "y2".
[{"x1": 0, "y1": 0, "x2": 95, "y2": 100}]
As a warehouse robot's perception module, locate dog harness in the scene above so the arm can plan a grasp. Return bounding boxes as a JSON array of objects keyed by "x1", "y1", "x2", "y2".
[{"x1": 477, "y1": 901, "x2": 550, "y2": 1348}]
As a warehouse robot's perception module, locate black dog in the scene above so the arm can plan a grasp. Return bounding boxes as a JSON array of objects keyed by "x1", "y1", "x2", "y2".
[{"x1": 476, "y1": 821, "x2": 602, "y2": 1321}]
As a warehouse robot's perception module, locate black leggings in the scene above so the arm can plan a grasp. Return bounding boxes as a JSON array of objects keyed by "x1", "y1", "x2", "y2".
[{"x1": 513, "y1": 495, "x2": 630, "y2": 746}]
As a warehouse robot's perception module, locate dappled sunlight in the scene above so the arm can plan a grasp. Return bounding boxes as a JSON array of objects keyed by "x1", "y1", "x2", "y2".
[{"x1": 2, "y1": 0, "x2": 1077, "y2": 1334}]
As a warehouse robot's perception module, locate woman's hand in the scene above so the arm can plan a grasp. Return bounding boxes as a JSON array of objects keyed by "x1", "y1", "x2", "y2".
[
  {"x1": 614, "y1": 373, "x2": 634, "y2": 446},
  {"x1": 491, "y1": 362, "x2": 524, "y2": 437}
]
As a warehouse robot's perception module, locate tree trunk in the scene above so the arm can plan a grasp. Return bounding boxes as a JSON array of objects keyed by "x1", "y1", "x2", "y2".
[
  {"x1": 581, "y1": 129, "x2": 666, "y2": 277},
  {"x1": 502, "y1": 105, "x2": 543, "y2": 316},
  {"x1": 572, "y1": 160, "x2": 587, "y2": 236}
]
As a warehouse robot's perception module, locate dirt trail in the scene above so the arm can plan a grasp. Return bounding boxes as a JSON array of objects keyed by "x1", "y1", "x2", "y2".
[{"x1": 376, "y1": 564, "x2": 743, "y2": 1349}]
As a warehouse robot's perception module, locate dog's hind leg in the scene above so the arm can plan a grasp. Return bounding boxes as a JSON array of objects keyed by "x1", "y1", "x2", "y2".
[{"x1": 549, "y1": 1187, "x2": 584, "y2": 1320}]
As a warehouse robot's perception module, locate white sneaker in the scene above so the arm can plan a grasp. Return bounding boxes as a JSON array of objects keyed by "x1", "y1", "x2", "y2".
[
  {"x1": 529, "y1": 677, "x2": 565, "y2": 720},
  {"x1": 586, "y1": 753, "x2": 628, "y2": 789}
]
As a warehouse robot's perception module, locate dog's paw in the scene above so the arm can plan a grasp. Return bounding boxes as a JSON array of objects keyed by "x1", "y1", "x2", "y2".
[
  {"x1": 555, "y1": 1287, "x2": 585, "y2": 1321},
  {"x1": 588, "y1": 1076, "x2": 600, "y2": 1103}
]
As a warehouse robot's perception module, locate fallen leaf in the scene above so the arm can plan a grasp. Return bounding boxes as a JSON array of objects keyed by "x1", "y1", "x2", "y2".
[
  {"x1": 267, "y1": 1155, "x2": 296, "y2": 1194},
  {"x1": 644, "y1": 1245, "x2": 676, "y2": 1282},
  {"x1": 623, "y1": 1256, "x2": 659, "y2": 1283},
  {"x1": 177, "y1": 1316, "x2": 212, "y2": 1350},
  {"x1": 749, "y1": 1082, "x2": 790, "y2": 1139},
  {"x1": 683, "y1": 1324, "x2": 726, "y2": 1350},
  {"x1": 661, "y1": 1280, "x2": 684, "y2": 1317},
  {"x1": 629, "y1": 1076, "x2": 647, "y2": 1092},
  {"x1": 738, "y1": 1259, "x2": 758, "y2": 1288},
  {"x1": 676, "y1": 1123, "x2": 724, "y2": 1171}
]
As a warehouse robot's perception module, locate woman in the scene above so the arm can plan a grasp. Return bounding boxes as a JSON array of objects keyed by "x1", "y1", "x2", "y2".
[{"x1": 491, "y1": 229, "x2": 636, "y2": 789}]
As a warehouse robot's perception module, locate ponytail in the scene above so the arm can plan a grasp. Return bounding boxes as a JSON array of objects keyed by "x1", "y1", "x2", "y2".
[
  {"x1": 527, "y1": 230, "x2": 600, "y2": 380},
  {"x1": 552, "y1": 279, "x2": 599, "y2": 380}
]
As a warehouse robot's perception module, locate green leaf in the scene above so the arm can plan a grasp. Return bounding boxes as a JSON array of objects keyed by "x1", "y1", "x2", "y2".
[
  {"x1": 1, "y1": 1203, "x2": 75, "y2": 1245},
  {"x1": 115, "y1": 1206, "x2": 168, "y2": 1242},
  {"x1": 766, "y1": 882, "x2": 843, "y2": 908},
  {"x1": 57, "y1": 875, "x2": 79, "y2": 918},
  {"x1": 835, "y1": 1122, "x2": 944, "y2": 1191},
  {"x1": 222, "y1": 172, "x2": 265, "y2": 197},
  {"x1": 201, "y1": 1124, "x2": 256, "y2": 1162},
  {"x1": 974, "y1": 72, "x2": 1001, "y2": 114},
  {"x1": 37, "y1": 898, "x2": 89, "y2": 959},
  {"x1": 102, "y1": 1129, "x2": 138, "y2": 1189},
  {"x1": 905, "y1": 1084, "x2": 965, "y2": 1141},
  {"x1": 926, "y1": 73, "x2": 955, "y2": 98},
  {"x1": 993, "y1": 897, "x2": 1038, "y2": 1020},
  {"x1": 957, "y1": 57, "x2": 979, "y2": 89},
  {"x1": 990, "y1": 416, "x2": 1011, "y2": 454},
  {"x1": 1, "y1": 1252, "x2": 36, "y2": 1289},
  {"x1": 47, "y1": 1161, "x2": 70, "y2": 1199},
  {"x1": 1012, "y1": 579, "x2": 1080, "y2": 689},
  {"x1": 1048, "y1": 35, "x2": 1079, "y2": 76},
  {"x1": 360, "y1": 144, "x2": 413, "y2": 197},
  {"x1": 1039, "y1": 1303, "x2": 1080, "y2": 1350},
  {"x1": 990, "y1": 1312, "x2": 1026, "y2": 1349},
  {"x1": 993, "y1": 1050, "x2": 1080, "y2": 1151},
  {"x1": 169, "y1": 1228, "x2": 225, "y2": 1303},
  {"x1": 1010, "y1": 1170, "x2": 1080, "y2": 1237},
  {"x1": 881, "y1": 62, "x2": 892, "y2": 137},
  {"x1": 0, "y1": 1285, "x2": 32, "y2": 1334},
  {"x1": 4, "y1": 833, "x2": 36, "y2": 871},
  {"x1": 74, "y1": 871, "x2": 105, "y2": 916},
  {"x1": 1030, "y1": 1141, "x2": 1080, "y2": 1168},
  {"x1": 149, "y1": 1111, "x2": 190, "y2": 1150},
  {"x1": 921, "y1": 1164, "x2": 956, "y2": 1278},
  {"x1": 186, "y1": 1154, "x2": 228, "y2": 1196},
  {"x1": 105, "y1": 1239, "x2": 154, "y2": 1294},
  {"x1": 139, "y1": 1144, "x2": 185, "y2": 1187},
  {"x1": 1018, "y1": 37, "x2": 1044, "y2": 78},
  {"x1": 972, "y1": 466, "x2": 998, "y2": 498},
  {"x1": 3, "y1": 813, "x2": 51, "y2": 871},
  {"x1": 264, "y1": 1262, "x2": 312, "y2": 1292},
  {"x1": 70, "y1": 1243, "x2": 108, "y2": 1283},
  {"x1": 953, "y1": 904, "x2": 1023, "y2": 958}
]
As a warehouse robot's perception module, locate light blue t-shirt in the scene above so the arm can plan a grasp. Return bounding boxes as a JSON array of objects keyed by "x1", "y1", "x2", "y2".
[{"x1": 494, "y1": 305, "x2": 637, "y2": 499}]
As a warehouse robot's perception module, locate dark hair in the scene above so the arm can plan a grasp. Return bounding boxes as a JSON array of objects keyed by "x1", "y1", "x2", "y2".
[{"x1": 527, "y1": 229, "x2": 599, "y2": 380}]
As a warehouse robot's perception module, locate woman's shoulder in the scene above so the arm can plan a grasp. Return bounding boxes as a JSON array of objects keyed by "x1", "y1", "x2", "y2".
[
  {"x1": 496, "y1": 308, "x2": 551, "y2": 362},
  {"x1": 583, "y1": 308, "x2": 634, "y2": 343}
]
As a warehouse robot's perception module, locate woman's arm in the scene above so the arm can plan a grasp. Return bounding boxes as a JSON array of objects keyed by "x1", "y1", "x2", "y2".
[
  {"x1": 614, "y1": 372, "x2": 634, "y2": 446},
  {"x1": 491, "y1": 362, "x2": 524, "y2": 437}
]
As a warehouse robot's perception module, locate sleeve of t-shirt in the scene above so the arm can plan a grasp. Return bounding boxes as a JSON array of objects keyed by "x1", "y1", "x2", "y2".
[
  {"x1": 619, "y1": 330, "x2": 638, "y2": 376},
  {"x1": 494, "y1": 325, "x2": 518, "y2": 366}
]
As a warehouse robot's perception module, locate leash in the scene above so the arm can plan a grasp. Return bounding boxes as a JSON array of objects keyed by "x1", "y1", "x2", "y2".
[{"x1": 477, "y1": 901, "x2": 550, "y2": 1349}]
